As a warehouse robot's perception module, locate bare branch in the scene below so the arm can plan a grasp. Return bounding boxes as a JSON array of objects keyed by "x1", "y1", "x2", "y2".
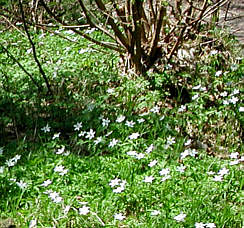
[
  {"x1": 0, "y1": 43, "x2": 42, "y2": 91},
  {"x1": 0, "y1": 15, "x2": 27, "y2": 37},
  {"x1": 39, "y1": 0, "x2": 124, "y2": 53},
  {"x1": 94, "y1": 0, "x2": 129, "y2": 49},
  {"x1": 148, "y1": 6, "x2": 166, "y2": 58},
  {"x1": 19, "y1": 0, "x2": 53, "y2": 95},
  {"x1": 77, "y1": 0, "x2": 117, "y2": 41}
]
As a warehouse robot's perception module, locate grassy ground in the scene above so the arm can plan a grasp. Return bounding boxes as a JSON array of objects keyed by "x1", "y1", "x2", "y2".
[{"x1": 0, "y1": 28, "x2": 243, "y2": 227}]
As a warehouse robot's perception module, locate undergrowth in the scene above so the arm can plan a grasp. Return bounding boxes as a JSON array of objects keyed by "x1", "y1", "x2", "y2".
[{"x1": 0, "y1": 28, "x2": 243, "y2": 227}]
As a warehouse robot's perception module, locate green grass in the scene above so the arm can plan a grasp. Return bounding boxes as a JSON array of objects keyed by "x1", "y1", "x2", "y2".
[{"x1": 0, "y1": 28, "x2": 243, "y2": 227}]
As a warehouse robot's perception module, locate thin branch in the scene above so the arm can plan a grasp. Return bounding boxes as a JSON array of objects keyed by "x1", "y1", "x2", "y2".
[
  {"x1": 0, "y1": 15, "x2": 27, "y2": 37},
  {"x1": 0, "y1": 43, "x2": 42, "y2": 91},
  {"x1": 141, "y1": 3, "x2": 150, "y2": 41},
  {"x1": 39, "y1": 0, "x2": 124, "y2": 53},
  {"x1": 77, "y1": 0, "x2": 117, "y2": 41},
  {"x1": 19, "y1": 0, "x2": 53, "y2": 95},
  {"x1": 112, "y1": 2, "x2": 128, "y2": 30},
  {"x1": 148, "y1": 6, "x2": 166, "y2": 58},
  {"x1": 167, "y1": 26, "x2": 187, "y2": 61},
  {"x1": 94, "y1": 0, "x2": 129, "y2": 49},
  {"x1": 148, "y1": 0, "x2": 156, "y2": 21},
  {"x1": 201, "y1": 0, "x2": 230, "y2": 22},
  {"x1": 35, "y1": 24, "x2": 79, "y2": 43}
]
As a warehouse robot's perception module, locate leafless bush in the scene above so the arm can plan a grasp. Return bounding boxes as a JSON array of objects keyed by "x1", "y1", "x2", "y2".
[{"x1": 1, "y1": 0, "x2": 230, "y2": 75}]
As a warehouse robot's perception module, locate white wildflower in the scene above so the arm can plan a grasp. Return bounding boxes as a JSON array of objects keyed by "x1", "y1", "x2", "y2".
[
  {"x1": 109, "y1": 178, "x2": 121, "y2": 188},
  {"x1": 114, "y1": 213, "x2": 125, "y2": 221},
  {"x1": 215, "y1": 70, "x2": 222, "y2": 77},
  {"x1": 102, "y1": 118, "x2": 110, "y2": 127},
  {"x1": 5, "y1": 159, "x2": 16, "y2": 167},
  {"x1": 229, "y1": 160, "x2": 240, "y2": 166},
  {"x1": 116, "y1": 115, "x2": 125, "y2": 123},
  {"x1": 229, "y1": 152, "x2": 239, "y2": 159},
  {"x1": 176, "y1": 165, "x2": 186, "y2": 173},
  {"x1": 113, "y1": 186, "x2": 125, "y2": 193},
  {"x1": 229, "y1": 96, "x2": 238, "y2": 104},
  {"x1": 135, "y1": 153, "x2": 145, "y2": 160},
  {"x1": 56, "y1": 146, "x2": 65, "y2": 155},
  {"x1": 174, "y1": 212, "x2": 186, "y2": 222},
  {"x1": 0, "y1": 166, "x2": 4, "y2": 174},
  {"x1": 41, "y1": 124, "x2": 51, "y2": 133},
  {"x1": 137, "y1": 118, "x2": 145, "y2": 123},
  {"x1": 143, "y1": 176, "x2": 154, "y2": 183},
  {"x1": 128, "y1": 132, "x2": 140, "y2": 140},
  {"x1": 213, "y1": 175, "x2": 223, "y2": 182},
  {"x1": 40, "y1": 179, "x2": 52, "y2": 187},
  {"x1": 53, "y1": 196, "x2": 63, "y2": 203},
  {"x1": 79, "y1": 206, "x2": 90, "y2": 215},
  {"x1": 192, "y1": 94, "x2": 199, "y2": 100},
  {"x1": 218, "y1": 167, "x2": 229, "y2": 176},
  {"x1": 161, "y1": 175, "x2": 171, "y2": 182},
  {"x1": 146, "y1": 144, "x2": 154, "y2": 153},
  {"x1": 12, "y1": 154, "x2": 21, "y2": 162},
  {"x1": 125, "y1": 120, "x2": 135, "y2": 127},
  {"x1": 206, "y1": 223, "x2": 216, "y2": 228},
  {"x1": 178, "y1": 105, "x2": 186, "y2": 112},
  {"x1": 94, "y1": 137, "x2": 102, "y2": 145},
  {"x1": 151, "y1": 210, "x2": 160, "y2": 216},
  {"x1": 223, "y1": 100, "x2": 229, "y2": 105},
  {"x1": 86, "y1": 129, "x2": 95, "y2": 140},
  {"x1": 159, "y1": 168, "x2": 170, "y2": 176},
  {"x1": 150, "y1": 105, "x2": 160, "y2": 114},
  {"x1": 108, "y1": 138, "x2": 118, "y2": 147},
  {"x1": 220, "y1": 91, "x2": 228, "y2": 97},
  {"x1": 148, "y1": 160, "x2": 158, "y2": 167},
  {"x1": 54, "y1": 165, "x2": 68, "y2": 176},
  {"x1": 189, "y1": 149, "x2": 198, "y2": 157},
  {"x1": 29, "y1": 219, "x2": 37, "y2": 228},
  {"x1": 184, "y1": 139, "x2": 191, "y2": 146},
  {"x1": 167, "y1": 136, "x2": 175, "y2": 145},
  {"x1": 107, "y1": 88, "x2": 115, "y2": 94},
  {"x1": 16, "y1": 180, "x2": 27, "y2": 189},
  {"x1": 195, "y1": 222, "x2": 205, "y2": 228},
  {"x1": 231, "y1": 89, "x2": 239, "y2": 95},
  {"x1": 127, "y1": 151, "x2": 138, "y2": 156},
  {"x1": 52, "y1": 132, "x2": 60, "y2": 140},
  {"x1": 74, "y1": 122, "x2": 82, "y2": 131}
]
